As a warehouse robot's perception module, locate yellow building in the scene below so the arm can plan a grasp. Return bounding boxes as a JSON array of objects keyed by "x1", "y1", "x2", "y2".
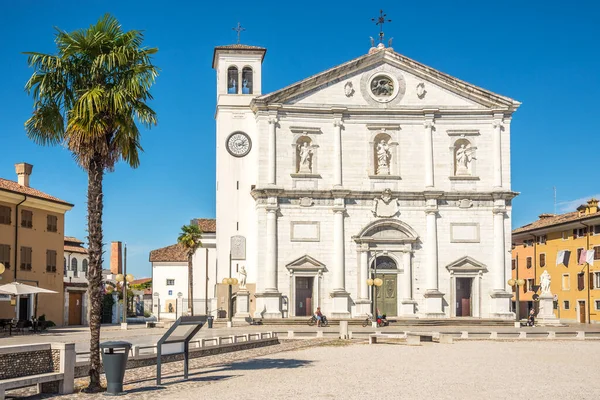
[
  {"x1": 512, "y1": 198, "x2": 600, "y2": 324},
  {"x1": 0, "y1": 163, "x2": 73, "y2": 325}
]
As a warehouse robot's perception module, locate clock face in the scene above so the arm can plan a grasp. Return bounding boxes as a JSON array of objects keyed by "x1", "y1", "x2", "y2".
[{"x1": 226, "y1": 132, "x2": 252, "y2": 157}]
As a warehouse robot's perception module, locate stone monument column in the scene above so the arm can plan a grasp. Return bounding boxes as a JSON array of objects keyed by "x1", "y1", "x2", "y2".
[
  {"x1": 330, "y1": 196, "x2": 350, "y2": 318},
  {"x1": 255, "y1": 200, "x2": 282, "y2": 318},
  {"x1": 267, "y1": 117, "x2": 278, "y2": 186},
  {"x1": 424, "y1": 198, "x2": 444, "y2": 317},
  {"x1": 492, "y1": 118, "x2": 503, "y2": 188},
  {"x1": 423, "y1": 119, "x2": 435, "y2": 188},
  {"x1": 333, "y1": 119, "x2": 343, "y2": 187},
  {"x1": 400, "y1": 250, "x2": 416, "y2": 317}
]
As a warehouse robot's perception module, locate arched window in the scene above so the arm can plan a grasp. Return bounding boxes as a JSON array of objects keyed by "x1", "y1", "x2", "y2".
[
  {"x1": 242, "y1": 67, "x2": 253, "y2": 94},
  {"x1": 82, "y1": 259, "x2": 88, "y2": 277},
  {"x1": 64, "y1": 257, "x2": 67, "y2": 274},
  {"x1": 371, "y1": 256, "x2": 397, "y2": 270},
  {"x1": 71, "y1": 258, "x2": 78, "y2": 271},
  {"x1": 227, "y1": 66, "x2": 238, "y2": 94}
]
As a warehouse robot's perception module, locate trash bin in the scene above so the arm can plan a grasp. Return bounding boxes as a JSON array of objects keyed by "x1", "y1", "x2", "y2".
[
  {"x1": 100, "y1": 341, "x2": 132, "y2": 395},
  {"x1": 207, "y1": 315, "x2": 214, "y2": 329}
]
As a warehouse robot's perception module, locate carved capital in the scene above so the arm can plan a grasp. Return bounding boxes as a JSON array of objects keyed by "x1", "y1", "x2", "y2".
[
  {"x1": 268, "y1": 117, "x2": 279, "y2": 125},
  {"x1": 423, "y1": 120, "x2": 435, "y2": 129},
  {"x1": 333, "y1": 119, "x2": 344, "y2": 128},
  {"x1": 492, "y1": 207, "x2": 506, "y2": 215},
  {"x1": 492, "y1": 120, "x2": 503, "y2": 129}
]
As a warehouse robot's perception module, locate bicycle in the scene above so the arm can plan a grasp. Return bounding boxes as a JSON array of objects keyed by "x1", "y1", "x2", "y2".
[{"x1": 308, "y1": 315, "x2": 329, "y2": 327}]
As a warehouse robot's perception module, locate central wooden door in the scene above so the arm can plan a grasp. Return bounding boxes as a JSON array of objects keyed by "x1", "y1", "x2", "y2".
[
  {"x1": 376, "y1": 274, "x2": 397, "y2": 317},
  {"x1": 578, "y1": 301, "x2": 586, "y2": 323},
  {"x1": 68, "y1": 292, "x2": 83, "y2": 325},
  {"x1": 295, "y1": 277, "x2": 313, "y2": 317},
  {"x1": 456, "y1": 278, "x2": 472, "y2": 317}
]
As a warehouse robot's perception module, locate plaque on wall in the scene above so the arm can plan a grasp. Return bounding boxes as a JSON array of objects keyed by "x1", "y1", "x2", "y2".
[{"x1": 231, "y1": 235, "x2": 246, "y2": 260}]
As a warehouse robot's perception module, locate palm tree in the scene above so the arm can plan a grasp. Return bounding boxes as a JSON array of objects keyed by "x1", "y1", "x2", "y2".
[
  {"x1": 24, "y1": 14, "x2": 158, "y2": 392},
  {"x1": 177, "y1": 224, "x2": 203, "y2": 315}
]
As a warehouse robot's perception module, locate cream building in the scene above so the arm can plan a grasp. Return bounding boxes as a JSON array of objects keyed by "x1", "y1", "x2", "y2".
[{"x1": 213, "y1": 40, "x2": 520, "y2": 320}]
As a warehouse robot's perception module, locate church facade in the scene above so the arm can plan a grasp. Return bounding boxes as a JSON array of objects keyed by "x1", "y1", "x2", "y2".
[{"x1": 213, "y1": 41, "x2": 520, "y2": 319}]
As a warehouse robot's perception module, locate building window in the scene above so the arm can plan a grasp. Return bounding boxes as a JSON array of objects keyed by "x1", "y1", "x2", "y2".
[
  {"x1": 594, "y1": 272, "x2": 600, "y2": 289},
  {"x1": 526, "y1": 279, "x2": 534, "y2": 292},
  {"x1": 526, "y1": 257, "x2": 532, "y2": 269},
  {"x1": 577, "y1": 273, "x2": 585, "y2": 291},
  {"x1": 594, "y1": 246, "x2": 600, "y2": 260},
  {"x1": 21, "y1": 210, "x2": 33, "y2": 228},
  {"x1": 82, "y1": 259, "x2": 88, "y2": 277},
  {"x1": 577, "y1": 248, "x2": 585, "y2": 264},
  {"x1": 227, "y1": 66, "x2": 238, "y2": 94},
  {"x1": 539, "y1": 253, "x2": 546, "y2": 267},
  {"x1": 46, "y1": 250, "x2": 57, "y2": 273},
  {"x1": 168, "y1": 290, "x2": 173, "y2": 296},
  {"x1": 562, "y1": 274, "x2": 570, "y2": 290},
  {"x1": 511, "y1": 259, "x2": 516, "y2": 270},
  {"x1": 0, "y1": 244, "x2": 10, "y2": 269},
  {"x1": 536, "y1": 235, "x2": 547, "y2": 245},
  {"x1": 0, "y1": 205, "x2": 11, "y2": 225},
  {"x1": 20, "y1": 247, "x2": 32, "y2": 270},
  {"x1": 593, "y1": 225, "x2": 600, "y2": 235},
  {"x1": 71, "y1": 258, "x2": 78, "y2": 277},
  {"x1": 573, "y1": 227, "x2": 588, "y2": 239},
  {"x1": 523, "y1": 239, "x2": 534, "y2": 247},
  {"x1": 242, "y1": 67, "x2": 253, "y2": 94},
  {"x1": 47, "y1": 215, "x2": 58, "y2": 232},
  {"x1": 166, "y1": 279, "x2": 175, "y2": 286},
  {"x1": 563, "y1": 300, "x2": 570, "y2": 310},
  {"x1": 562, "y1": 231, "x2": 568, "y2": 240},
  {"x1": 596, "y1": 300, "x2": 600, "y2": 311}
]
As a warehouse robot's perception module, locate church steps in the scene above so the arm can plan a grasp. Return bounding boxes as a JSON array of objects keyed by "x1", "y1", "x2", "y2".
[{"x1": 212, "y1": 318, "x2": 513, "y2": 327}]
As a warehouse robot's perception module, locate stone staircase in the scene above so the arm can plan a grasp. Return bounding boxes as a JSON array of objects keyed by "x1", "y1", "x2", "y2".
[{"x1": 212, "y1": 317, "x2": 514, "y2": 327}]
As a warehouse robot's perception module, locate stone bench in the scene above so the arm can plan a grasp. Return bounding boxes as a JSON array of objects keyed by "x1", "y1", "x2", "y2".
[
  {"x1": 0, "y1": 343, "x2": 74, "y2": 400},
  {"x1": 369, "y1": 334, "x2": 409, "y2": 345},
  {"x1": 406, "y1": 332, "x2": 453, "y2": 344}
]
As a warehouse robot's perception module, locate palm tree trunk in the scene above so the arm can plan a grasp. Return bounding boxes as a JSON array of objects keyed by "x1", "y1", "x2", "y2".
[
  {"x1": 84, "y1": 156, "x2": 104, "y2": 392},
  {"x1": 188, "y1": 254, "x2": 194, "y2": 316}
]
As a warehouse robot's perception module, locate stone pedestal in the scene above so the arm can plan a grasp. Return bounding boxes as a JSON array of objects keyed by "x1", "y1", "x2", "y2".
[
  {"x1": 233, "y1": 289, "x2": 251, "y2": 322},
  {"x1": 537, "y1": 293, "x2": 560, "y2": 325},
  {"x1": 423, "y1": 290, "x2": 445, "y2": 318},
  {"x1": 330, "y1": 289, "x2": 351, "y2": 318},
  {"x1": 400, "y1": 299, "x2": 418, "y2": 317},
  {"x1": 490, "y1": 290, "x2": 514, "y2": 319},
  {"x1": 354, "y1": 299, "x2": 371, "y2": 317},
  {"x1": 254, "y1": 291, "x2": 282, "y2": 319}
]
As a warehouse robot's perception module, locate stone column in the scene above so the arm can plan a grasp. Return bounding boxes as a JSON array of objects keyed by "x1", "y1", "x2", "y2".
[
  {"x1": 490, "y1": 203, "x2": 512, "y2": 318},
  {"x1": 424, "y1": 120, "x2": 435, "y2": 188},
  {"x1": 333, "y1": 119, "x2": 343, "y2": 187},
  {"x1": 255, "y1": 202, "x2": 282, "y2": 318},
  {"x1": 360, "y1": 247, "x2": 369, "y2": 299},
  {"x1": 330, "y1": 198, "x2": 350, "y2": 318},
  {"x1": 267, "y1": 117, "x2": 278, "y2": 186},
  {"x1": 424, "y1": 199, "x2": 444, "y2": 317},
  {"x1": 492, "y1": 119, "x2": 503, "y2": 188}
]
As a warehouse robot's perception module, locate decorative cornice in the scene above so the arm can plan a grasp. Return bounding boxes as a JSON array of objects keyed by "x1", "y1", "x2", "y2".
[
  {"x1": 289, "y1": 126, "x2": 323, "y2": 134},
  {"x1": 447, "y1": 129, "x2": 480, "y2": 137},
  {"x1": 366, "y1": 123, "x2": 401, "y2": 131}
]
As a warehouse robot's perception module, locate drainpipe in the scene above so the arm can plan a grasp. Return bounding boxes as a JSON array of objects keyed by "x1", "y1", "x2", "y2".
[
  {"x1": 14, "y1": 196, "x2": 27, "y2": 281},
  {"x1": 582, "y1": 222, "x2": 591, "y2": 324}
]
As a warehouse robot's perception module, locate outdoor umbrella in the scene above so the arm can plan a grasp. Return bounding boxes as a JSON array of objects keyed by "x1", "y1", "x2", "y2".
[{"x1": 0, "y1": 282, "x2": 58, "y2": 320}]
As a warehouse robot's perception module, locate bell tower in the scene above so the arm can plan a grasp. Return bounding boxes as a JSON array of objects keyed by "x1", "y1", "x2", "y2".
[{"x1": 213, "y1": 40, "x2": 266, "y2": 297}]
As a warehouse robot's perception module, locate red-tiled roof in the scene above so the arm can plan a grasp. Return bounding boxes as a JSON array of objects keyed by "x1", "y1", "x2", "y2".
[
  {"x1": 64, "y1": 245, "x2": 88, "y2": 254},
  {"x1": 513, "y1": 200, "x2": 600, "y2": 235},
  {"x1": 0, "y1": 178, "x2": 72, "y2": 206},
  {"x1": 149, "y1": 243, "x2": 188, "y2": 262},
  {"x1": 215, "y1": 44, "x2": 266, "y2": 50},
  {"x1": 64, "y1": 236, "x2": 84, "y2": 244},
  {"x1": 194, "y1": 218, "x2": 216, "y2": 233},
  {"x1": 131, "y1": 278, "x2": 151, "y2": 285}
]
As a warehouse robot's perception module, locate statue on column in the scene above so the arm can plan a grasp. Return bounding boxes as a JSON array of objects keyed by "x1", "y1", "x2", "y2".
[
  {"x1": 376, "y1": 139, "x2": 391, "y2": 175},
  {"x1": 455, "y1": 143, "x2": 475, "y2": 176},
  {"x1": 540, "y1": 270, "x2": 551, "y2": 295},
  {"x1": 238, "y1": 266, "x2": 247, "y2": 290},
  {"x1": 297, "y1": 141, "x2": 313, "y2": 173}
]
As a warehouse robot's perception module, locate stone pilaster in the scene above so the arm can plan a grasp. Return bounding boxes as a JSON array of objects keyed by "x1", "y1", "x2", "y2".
[
  {"x1": 490, "y1": 200, "x2": 513, "y2": 319},
  {"x1": 424, "y1": 197, "x2": 444, "y2": 317},
  {"x1": 267, "y1": 116, "x2": 278, "y2": 186},
  {"x1": 255, "y1": 199, "x2": 281, "y2": 318},
  {"x1": 330, "y1": 197, "x2": 350, "y2": 318},
  {"x1": 400, "y1": 250, "x2": 417, "y2": 317},
  {"x1": 333, "y1": 119, "x2": 344, "y2": 187},
  {"x1": 492, "y1": 117, "x2": 503, "y2": 188},
  {"x1": 423, "y1": 118, "x2": 435, "y2": 188}
]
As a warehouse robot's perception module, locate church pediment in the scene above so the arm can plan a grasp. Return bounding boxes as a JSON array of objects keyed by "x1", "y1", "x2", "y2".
[
  {"x1": 286, "y1": 255, "x2": 327, "y2": 272},
  {"x1": 253, "y1": 49, "x2": 520, "y2": 111},
  {"x1": 445, "y1": 256, "x2": 487, "y2": 273}
]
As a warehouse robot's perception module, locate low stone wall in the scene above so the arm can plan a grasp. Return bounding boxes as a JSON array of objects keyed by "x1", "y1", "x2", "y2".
[
  {"x1": 0, "y1": 344, "x2": 60, "y2": 380},
  {"x1": 74, "y1": 337, "x2": 279, "y2": 378}
]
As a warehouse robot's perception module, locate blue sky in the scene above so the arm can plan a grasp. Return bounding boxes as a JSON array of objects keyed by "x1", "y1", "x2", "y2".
[{"x1": 1, "y1": 1, "x2": 599, "y2": 278}]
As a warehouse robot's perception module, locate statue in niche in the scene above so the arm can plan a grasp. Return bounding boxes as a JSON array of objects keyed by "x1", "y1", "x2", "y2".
[
  {"x1": 455, "y1": 143, "x2": 475, "y2": 176},
  {"x1": 540, "y1": 270, "x2": 551, "y2": 295},
  {"x1": 376, "y1": 139, "x2": 391, "y2": 175},
  {"x1": 371, "y1": 189, "x2": 399, "y2": 218},
  {"x1": 297, "y1": 141, "x2": 313, "y2": 173},
  {"x1": 238, "y1": 266, "x2": 247, "y2": 290}
]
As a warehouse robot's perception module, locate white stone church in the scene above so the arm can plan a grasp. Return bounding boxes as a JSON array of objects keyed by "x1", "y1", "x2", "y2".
[{"x1": 209, "y1": 38, "x2": 521, "y2": 320}]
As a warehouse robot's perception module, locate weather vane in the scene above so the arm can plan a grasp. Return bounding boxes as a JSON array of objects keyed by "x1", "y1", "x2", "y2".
[
  {"x1": 371, "y1": 10, "x2": 391, "y2": 44},
  {"x1": 233, "y1": 22, "x2": 245, "y2": 44}
]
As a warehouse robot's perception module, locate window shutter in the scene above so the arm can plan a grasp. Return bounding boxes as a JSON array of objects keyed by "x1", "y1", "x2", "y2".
[{"x1": 590, "y1": 272, "x2": 595, "y2": 290}]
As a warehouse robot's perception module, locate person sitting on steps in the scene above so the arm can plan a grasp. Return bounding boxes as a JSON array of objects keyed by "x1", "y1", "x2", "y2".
[{"x1": 315, "y1": 307, "x2": 323, "y2": 327}]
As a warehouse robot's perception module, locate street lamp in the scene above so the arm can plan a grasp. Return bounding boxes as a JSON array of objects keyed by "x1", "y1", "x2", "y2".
[
  {"x1": 0, "y1": 262, "x2": 5, "y2": 281},
  {"x1": 154, "y1": 292, "x2": 160, "y2": 322},
  {"x1": 222, "y1": 277, "x2": 238, "y2": 324},
  {"x1": 176, "y1": 292, "x2": 183, "y2": 319},
  {"x1": 367, "y1": 278, "x2": 384, "y2": 327},
  {"x1": 508, "y1": 278, "x2": 525, "y2": 326},
  {"x1": 116, "y1": 272, "x2": 134, "y2": 327}
]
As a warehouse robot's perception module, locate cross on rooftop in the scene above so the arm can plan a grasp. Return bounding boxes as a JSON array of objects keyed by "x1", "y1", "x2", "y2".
[
  {"x1": 371, "y1": 10, "x2": 391, "y2": 43},
  {"x1": 233, "y1": 22, "x2": 245, "y2": 44}
]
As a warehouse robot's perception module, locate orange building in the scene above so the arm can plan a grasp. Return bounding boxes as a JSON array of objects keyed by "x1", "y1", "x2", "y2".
[
  {"x1": 0, "y1": 163, "x2": 73, "y2": 325},
  {"x1": 512, "y1": 199, "x2": 600, "y2": 323}
]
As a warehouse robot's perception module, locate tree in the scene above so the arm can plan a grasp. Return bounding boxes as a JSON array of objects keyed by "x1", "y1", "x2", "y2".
[
  {"x1": 24, "y1": 14, "x2": 158, "y2": 392},
  {"x1": 177, "y1": 224, "x2": 203, "y2": 315}
]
